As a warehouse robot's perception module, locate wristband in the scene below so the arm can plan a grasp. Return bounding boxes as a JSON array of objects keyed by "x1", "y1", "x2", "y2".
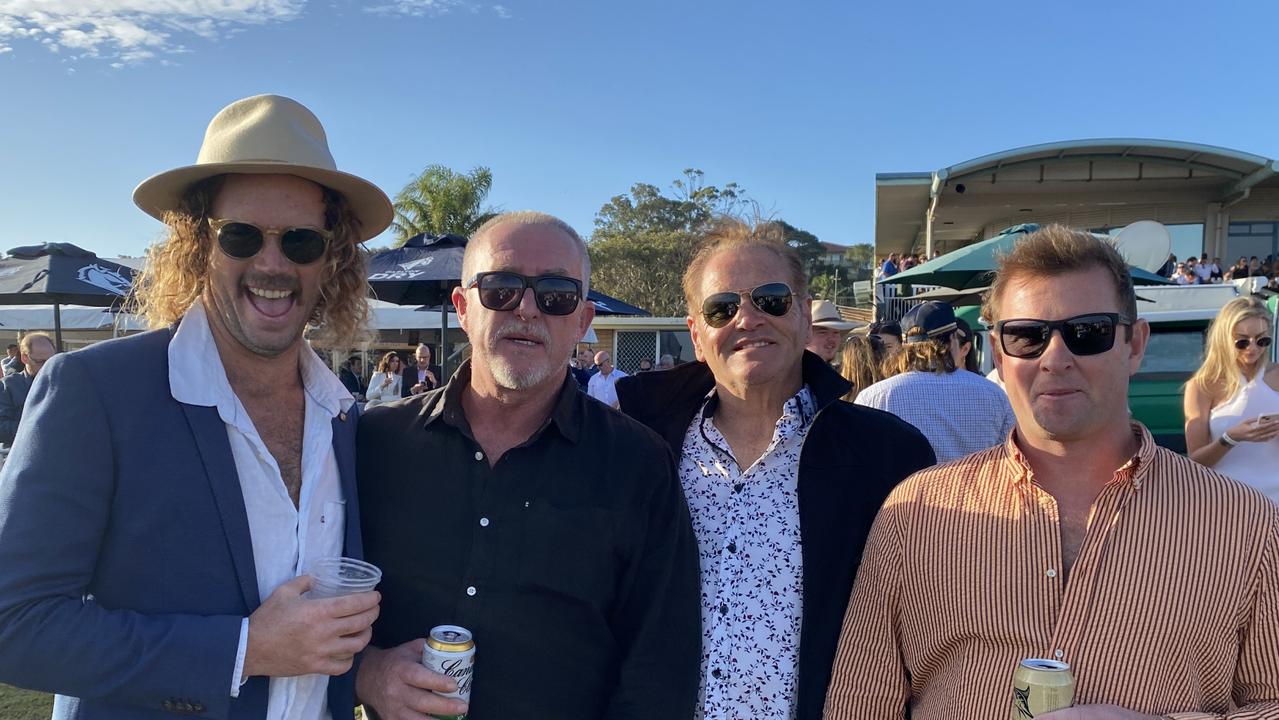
[{"x1": 1219, "y1": 432, "x2": 1238, "y2": 448}]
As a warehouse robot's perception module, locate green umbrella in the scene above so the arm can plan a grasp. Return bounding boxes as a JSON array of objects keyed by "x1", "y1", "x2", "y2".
[{"x1": 880, "y1": 223, "x2": 1171, "y2": 290}]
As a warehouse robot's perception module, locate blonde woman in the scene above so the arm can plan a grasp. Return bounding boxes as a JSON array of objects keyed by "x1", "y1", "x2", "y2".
[
  {"x1": 365, "y1": 351, "x2": 404, "y2": 407},
  {"x1": 1185, "y1": 296, "x2": 1279, "y2": 500},
  {"x1": 839, "y1": 334, "x2": 886, "y2": 402}
]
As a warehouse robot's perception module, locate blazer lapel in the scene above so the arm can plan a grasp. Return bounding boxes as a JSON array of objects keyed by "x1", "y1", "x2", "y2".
[
  {"x1": 181, "y1": 403, "x2": 261, "y2": 610},
  {"x1": 332, "y1": 406, "x2": 363, "y2": 559}
]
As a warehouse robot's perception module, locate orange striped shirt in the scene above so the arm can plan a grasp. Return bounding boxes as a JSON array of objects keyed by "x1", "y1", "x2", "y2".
[{"x1": 824, "y1": 424, "x2": 1279, "y2": 720}]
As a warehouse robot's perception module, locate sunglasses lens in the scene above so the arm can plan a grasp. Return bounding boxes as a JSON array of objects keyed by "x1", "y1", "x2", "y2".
[
  {"x1": 280, "y1": 228, "x2": 329, "y2": 265},
  {"x1": 1000, "y1": 321, "x2": 1050, "y2": 358},
  {"x1": 1062, "y1": 315, "x2": 1118, "y2": 356},
  {"x1": 477, "y1": 273, "x2": 526, "y2": 311},
  {"x1": 702, "y1": 293, "x2": 741, "y2": 328},
  {"x1": 750, "y1": 283, "x2": 793, "y2": 318},
  {"x1": 533, "y1": 277, "x2": 581, "y2": 316},
  {"x1": 216, "y1": 222, "x2": 264, "y2": 260},
  {"x1": 1237, "y1": 336, "x2": 1274, "y2": 349}
]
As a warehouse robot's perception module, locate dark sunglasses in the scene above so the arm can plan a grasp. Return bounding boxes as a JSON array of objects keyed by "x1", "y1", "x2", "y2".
[
  {"x1": 995, "y1": 313, "x2": 1133, "y2": 359},
  {"x1": 700, "y1": 282, "x2": 795, "y2": 329},
  {"x1": 1235, "y1": 336, "x2": 1273, "y2": 350},
  {"x1": 465, "y1": 271, "x2": 583, "y2": 316},
  {"x1": 208, "y1": 218, "x2": 332, "y2": 266}
]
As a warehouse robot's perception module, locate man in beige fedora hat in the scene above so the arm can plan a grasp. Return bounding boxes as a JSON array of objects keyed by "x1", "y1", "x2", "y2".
[
  {"x1": 0, "y1": 94, "x2": 392, "y2": 720},
  {"x1": 806, "y1": 299, "x2": 857, "y2": 364}
]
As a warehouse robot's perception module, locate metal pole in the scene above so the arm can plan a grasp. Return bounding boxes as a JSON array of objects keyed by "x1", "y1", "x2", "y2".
[
  {"x1": 440, "y1": 301, "x2": 449, "y2": 382},
  {"x1": 53, "y1": 302, "x2": 63, "y2": 352}
]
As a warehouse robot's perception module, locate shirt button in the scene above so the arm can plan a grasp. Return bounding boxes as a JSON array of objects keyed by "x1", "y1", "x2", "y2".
[
  {"x1": 726, "y1": 542, "x2": 737, "y2": 554},
  {"x1": 711, "y1": 668, "x2": 723, "y2": 679},
  {"x1": 479, "y1": 517, "x2": 490, "y2": 527},
  {"x1": 466, "y1": 586, "x2": 477, "y2": 597},
  {"x1": 474, "y1": 451, "x2": 483, "y2": 461},
  {"x1": 1054, "y1": 649, "x2": 1064, "y2": 659},
  {"x1": 733, "y1": 483, "x2": 744, "y2": 493},
  {"x1": 1046, "y1": 568, "x2": 1057, "y2": 578},
  {"x1": 719, "y1": 603, "x2": 729, "y2": 616}
]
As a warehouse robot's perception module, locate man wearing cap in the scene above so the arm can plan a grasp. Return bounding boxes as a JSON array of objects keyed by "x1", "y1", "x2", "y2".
[
  {"x1": 807, "y1": 299, "x2": 857, "y2": 365},
  {"x1": 855, "y1": 301, "x2": 1015, "y2": 463},
  {"x1": 0, "y1": 95, "x2": 388, "y2": 719},
  {"x1": 617, "y1": 219, "x2": 933, "y2": 720}
]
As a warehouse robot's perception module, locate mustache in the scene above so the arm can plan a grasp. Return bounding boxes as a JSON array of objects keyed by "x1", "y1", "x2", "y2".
[
  {"x1": 242, "y1": 273, "x2": 298, "y2": 293},
  {"x1": 494, "y1": 321, "x2": 552, "y2": 344}
]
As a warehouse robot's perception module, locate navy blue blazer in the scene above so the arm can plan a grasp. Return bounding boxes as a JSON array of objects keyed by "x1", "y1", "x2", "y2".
[{"x1": 0, "y1": 328, "x2": 364, "y2": 719}]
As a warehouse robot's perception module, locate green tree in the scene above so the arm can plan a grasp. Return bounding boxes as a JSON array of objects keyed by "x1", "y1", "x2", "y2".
[
  {"x1": 391, "y1": 165, "x2": 498, "y2": 245},
  {"x1": 589, "y1": 170, "x2": 747, "y2": 316},
  {"x1": 773, "y1": 220, "x2": 826, "y2": 278},
  {"x1": 847, "y1": 243, "x2": 875, "y2": 270}
]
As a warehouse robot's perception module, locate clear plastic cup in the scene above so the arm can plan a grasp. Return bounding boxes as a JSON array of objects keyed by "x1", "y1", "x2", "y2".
[{"x1": 306, "y1": 557, "x2": 382, "y2": 599}]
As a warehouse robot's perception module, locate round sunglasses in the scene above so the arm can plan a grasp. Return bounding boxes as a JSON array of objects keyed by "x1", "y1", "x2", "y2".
[
  {"x1": 995, "y1": 313, "x2": 1133, "y2": 359},
  {"x1": 208, "y1": 218, "x2": 332, "y2": 266},
  {"x1": 1235, "y1": 336, "x2": 1273, "y2": 350},
  {"x1": 700, "y1": 282, "x2": 795, "y2": 328},
  {"x1": 465, "y1": 271, "x2": 583, "y2": 316}
]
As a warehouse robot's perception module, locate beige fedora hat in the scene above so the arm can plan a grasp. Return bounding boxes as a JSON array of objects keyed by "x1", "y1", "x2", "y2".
[
  {"x1": 810, "y1": 299, "x2": 857, "y2": 331},
  {"x1": 133, "y1": 94, "x2": 393, "y2": 242}
]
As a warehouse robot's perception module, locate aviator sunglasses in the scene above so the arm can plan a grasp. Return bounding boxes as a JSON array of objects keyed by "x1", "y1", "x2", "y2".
[
  {"x1": 1235, "y1": 336, "x2": 1273, "y2": 350},
  {"x1": 208, "y1": 218, "x2": 332, "y2": 266},
  {"x1": 995, "y1": 313, "x2": 1133, "y2": 359},
  {"x1": 465, "y1": 271, "x2": 583, "y2": 315},
  {"x1": 700, "y1": 282, "x2": 795, "y2": 328}
]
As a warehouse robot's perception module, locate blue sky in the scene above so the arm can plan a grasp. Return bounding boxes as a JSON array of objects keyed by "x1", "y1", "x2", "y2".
[{"x1": 1, "y1": 1, "x2": 1277, "y2": 259}]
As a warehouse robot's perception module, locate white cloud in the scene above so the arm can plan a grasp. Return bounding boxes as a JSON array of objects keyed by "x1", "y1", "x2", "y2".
[
  {"x1": 0, "y1": 1, "x2": 513, "y2": 63},
  {"x1": 0, "y1": 0, "x2": 304, "y2": 64},
  {"x1": 363, "y1": 0, "x2": 467, "y2": 18}
]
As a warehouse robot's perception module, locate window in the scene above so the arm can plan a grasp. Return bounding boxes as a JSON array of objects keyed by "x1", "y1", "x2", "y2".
[{"x1": 1135, "y1": 326, "x2": 1208, "y2": 377}]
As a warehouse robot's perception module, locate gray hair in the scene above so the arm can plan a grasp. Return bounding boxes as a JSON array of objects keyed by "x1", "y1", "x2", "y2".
[{"x1": 466, "y1": 211, "x2": 591, "y2": 298}]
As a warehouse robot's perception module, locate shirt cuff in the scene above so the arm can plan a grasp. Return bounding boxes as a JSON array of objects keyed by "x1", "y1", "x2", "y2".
[{"x1": 230, "y1": 617, "x2": 250, "y2": 697}]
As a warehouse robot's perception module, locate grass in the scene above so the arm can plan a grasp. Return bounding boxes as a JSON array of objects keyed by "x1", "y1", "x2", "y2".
[
  {"x1": 0, "y1": 684, "x2": 368, "y2": 719},
  {"x1": 0, "y1": 684, "x2": 52, "y2": 719}
]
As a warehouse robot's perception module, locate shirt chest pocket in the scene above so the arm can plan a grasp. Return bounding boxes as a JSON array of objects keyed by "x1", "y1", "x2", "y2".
[{"x1": 517, "y1": 503, "x2": 617, "y2": 608}]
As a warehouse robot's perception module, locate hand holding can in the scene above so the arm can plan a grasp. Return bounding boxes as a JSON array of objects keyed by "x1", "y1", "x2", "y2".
[{"x1": 422, "y1": 625, "x2": 475, "y2": 720}]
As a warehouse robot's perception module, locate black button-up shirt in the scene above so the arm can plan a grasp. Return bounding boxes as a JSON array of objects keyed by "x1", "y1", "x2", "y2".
[{"x1": 358, "y1": 363, "x2": 701, "y2": 720}]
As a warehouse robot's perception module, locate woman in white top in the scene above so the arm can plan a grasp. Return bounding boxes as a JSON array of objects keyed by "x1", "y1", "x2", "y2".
[
  {"x1": 364, "y1": 351, "x2": 404, "y2": 407},
  {"x1": 1185, "y1": 296, "x2": 1279, "y2": 501}
]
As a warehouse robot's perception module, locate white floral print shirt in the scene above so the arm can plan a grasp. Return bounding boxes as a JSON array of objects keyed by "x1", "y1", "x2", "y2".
[{"x1": 679, "y1": 385, "x2": 816, "y2": 720}]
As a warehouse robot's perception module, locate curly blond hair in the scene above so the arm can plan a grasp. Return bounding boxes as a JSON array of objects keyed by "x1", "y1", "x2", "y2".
[{"x1": 130, "y1": 175, "x2": 371, "y2": 349}]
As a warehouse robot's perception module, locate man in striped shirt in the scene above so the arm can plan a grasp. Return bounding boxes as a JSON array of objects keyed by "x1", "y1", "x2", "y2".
[{"x1": 825, "y1": 225, "x2": 1279, "y2": 720}]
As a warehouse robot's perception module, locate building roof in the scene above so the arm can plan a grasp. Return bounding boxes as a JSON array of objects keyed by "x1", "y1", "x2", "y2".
[{"x1": 876, "y1": 139, "x2": 1279, "y2": 256}]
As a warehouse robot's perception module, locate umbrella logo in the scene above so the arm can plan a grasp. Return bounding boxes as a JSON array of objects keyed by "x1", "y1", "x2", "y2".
[
  {"x1": 77, "y1": 264, "x2": 132, "y2": 296},
  {"x1": 368, "y1": 257, "x2": 437, "y2": 281}
]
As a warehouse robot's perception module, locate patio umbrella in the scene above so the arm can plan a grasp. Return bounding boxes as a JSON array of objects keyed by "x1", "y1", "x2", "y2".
[
  {"x1": 881, "y1": 224, "x2": 1172, "y2": 290},
  {"x1": 367, "y1": 233, "x2": 466, "y2": 378},
  {"x1": 0, "y1": 243, "x2": 136, "y2": 350}
]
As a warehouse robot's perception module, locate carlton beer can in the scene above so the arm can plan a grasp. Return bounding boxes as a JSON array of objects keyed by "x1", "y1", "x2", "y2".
[
  {"x1": 422, "y1": 625, "x2": 475, "y2": 720},
  {"x1": 1011, "y1": 658, "x2": 1075, "y2": 719}
]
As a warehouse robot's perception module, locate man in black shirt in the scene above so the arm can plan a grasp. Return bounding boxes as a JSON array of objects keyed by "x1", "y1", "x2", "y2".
[{"x1": 355, "y1": 211, "x2": 700, "y2": 720}]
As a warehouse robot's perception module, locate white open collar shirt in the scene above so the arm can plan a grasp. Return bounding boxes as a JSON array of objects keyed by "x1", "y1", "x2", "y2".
[
  {"x1": 679, "y1": 385, "x2": 816, "y2": 720},
  {"x1": 169, "y1": 301, "x2": 352, "y2": 720}
]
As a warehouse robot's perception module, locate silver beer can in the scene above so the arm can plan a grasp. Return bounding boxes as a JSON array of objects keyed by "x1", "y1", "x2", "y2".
[{"x1": 422, "y1": 624, "x2": 475, "y2": 720}]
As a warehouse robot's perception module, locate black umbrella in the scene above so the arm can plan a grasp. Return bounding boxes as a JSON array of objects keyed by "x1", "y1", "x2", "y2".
[
  {"x1": 587, "y1": 289, "x2": 650, "y2": 317},
  {"x1": 0, "y1": 243, "x2": 136, "y2": 350}
]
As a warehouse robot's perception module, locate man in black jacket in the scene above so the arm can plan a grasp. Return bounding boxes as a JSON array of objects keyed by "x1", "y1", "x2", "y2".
[{"x1": 617, "y1": 220, "x2": 935, "y2": 720}]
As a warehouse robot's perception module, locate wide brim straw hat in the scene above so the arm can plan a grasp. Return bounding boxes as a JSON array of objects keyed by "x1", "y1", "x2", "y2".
[
  {"x1": 133, "y1": 94, "x2": 393, "y2": 242},
  {"x1": 810, "y1": 299, "x2": 857, "y2": 331}
]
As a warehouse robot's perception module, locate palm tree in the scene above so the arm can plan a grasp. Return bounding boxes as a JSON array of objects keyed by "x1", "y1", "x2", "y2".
[{"x1": 391, "y1": 165, "x2": 498, "y2": 245}]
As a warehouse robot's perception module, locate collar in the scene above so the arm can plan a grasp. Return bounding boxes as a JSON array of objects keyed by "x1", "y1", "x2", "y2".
[
  {"x1": 421, "y1": 360, "x2": 582, "y2": 444},
  {"x1": 168, "y1": 299, "x2": 353, "y2": 419},
  {"x1": 1002, "y1": 422, "x2": 1157, "y2": 490}
]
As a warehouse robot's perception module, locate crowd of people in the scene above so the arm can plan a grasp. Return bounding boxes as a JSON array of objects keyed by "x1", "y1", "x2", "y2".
[
  {"x1": 1158, "y1": 251, "x2": 1279, "y2": 289},
  {"x1": 0, "y1": 93, "x2": 1276, "y2": 720}
]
